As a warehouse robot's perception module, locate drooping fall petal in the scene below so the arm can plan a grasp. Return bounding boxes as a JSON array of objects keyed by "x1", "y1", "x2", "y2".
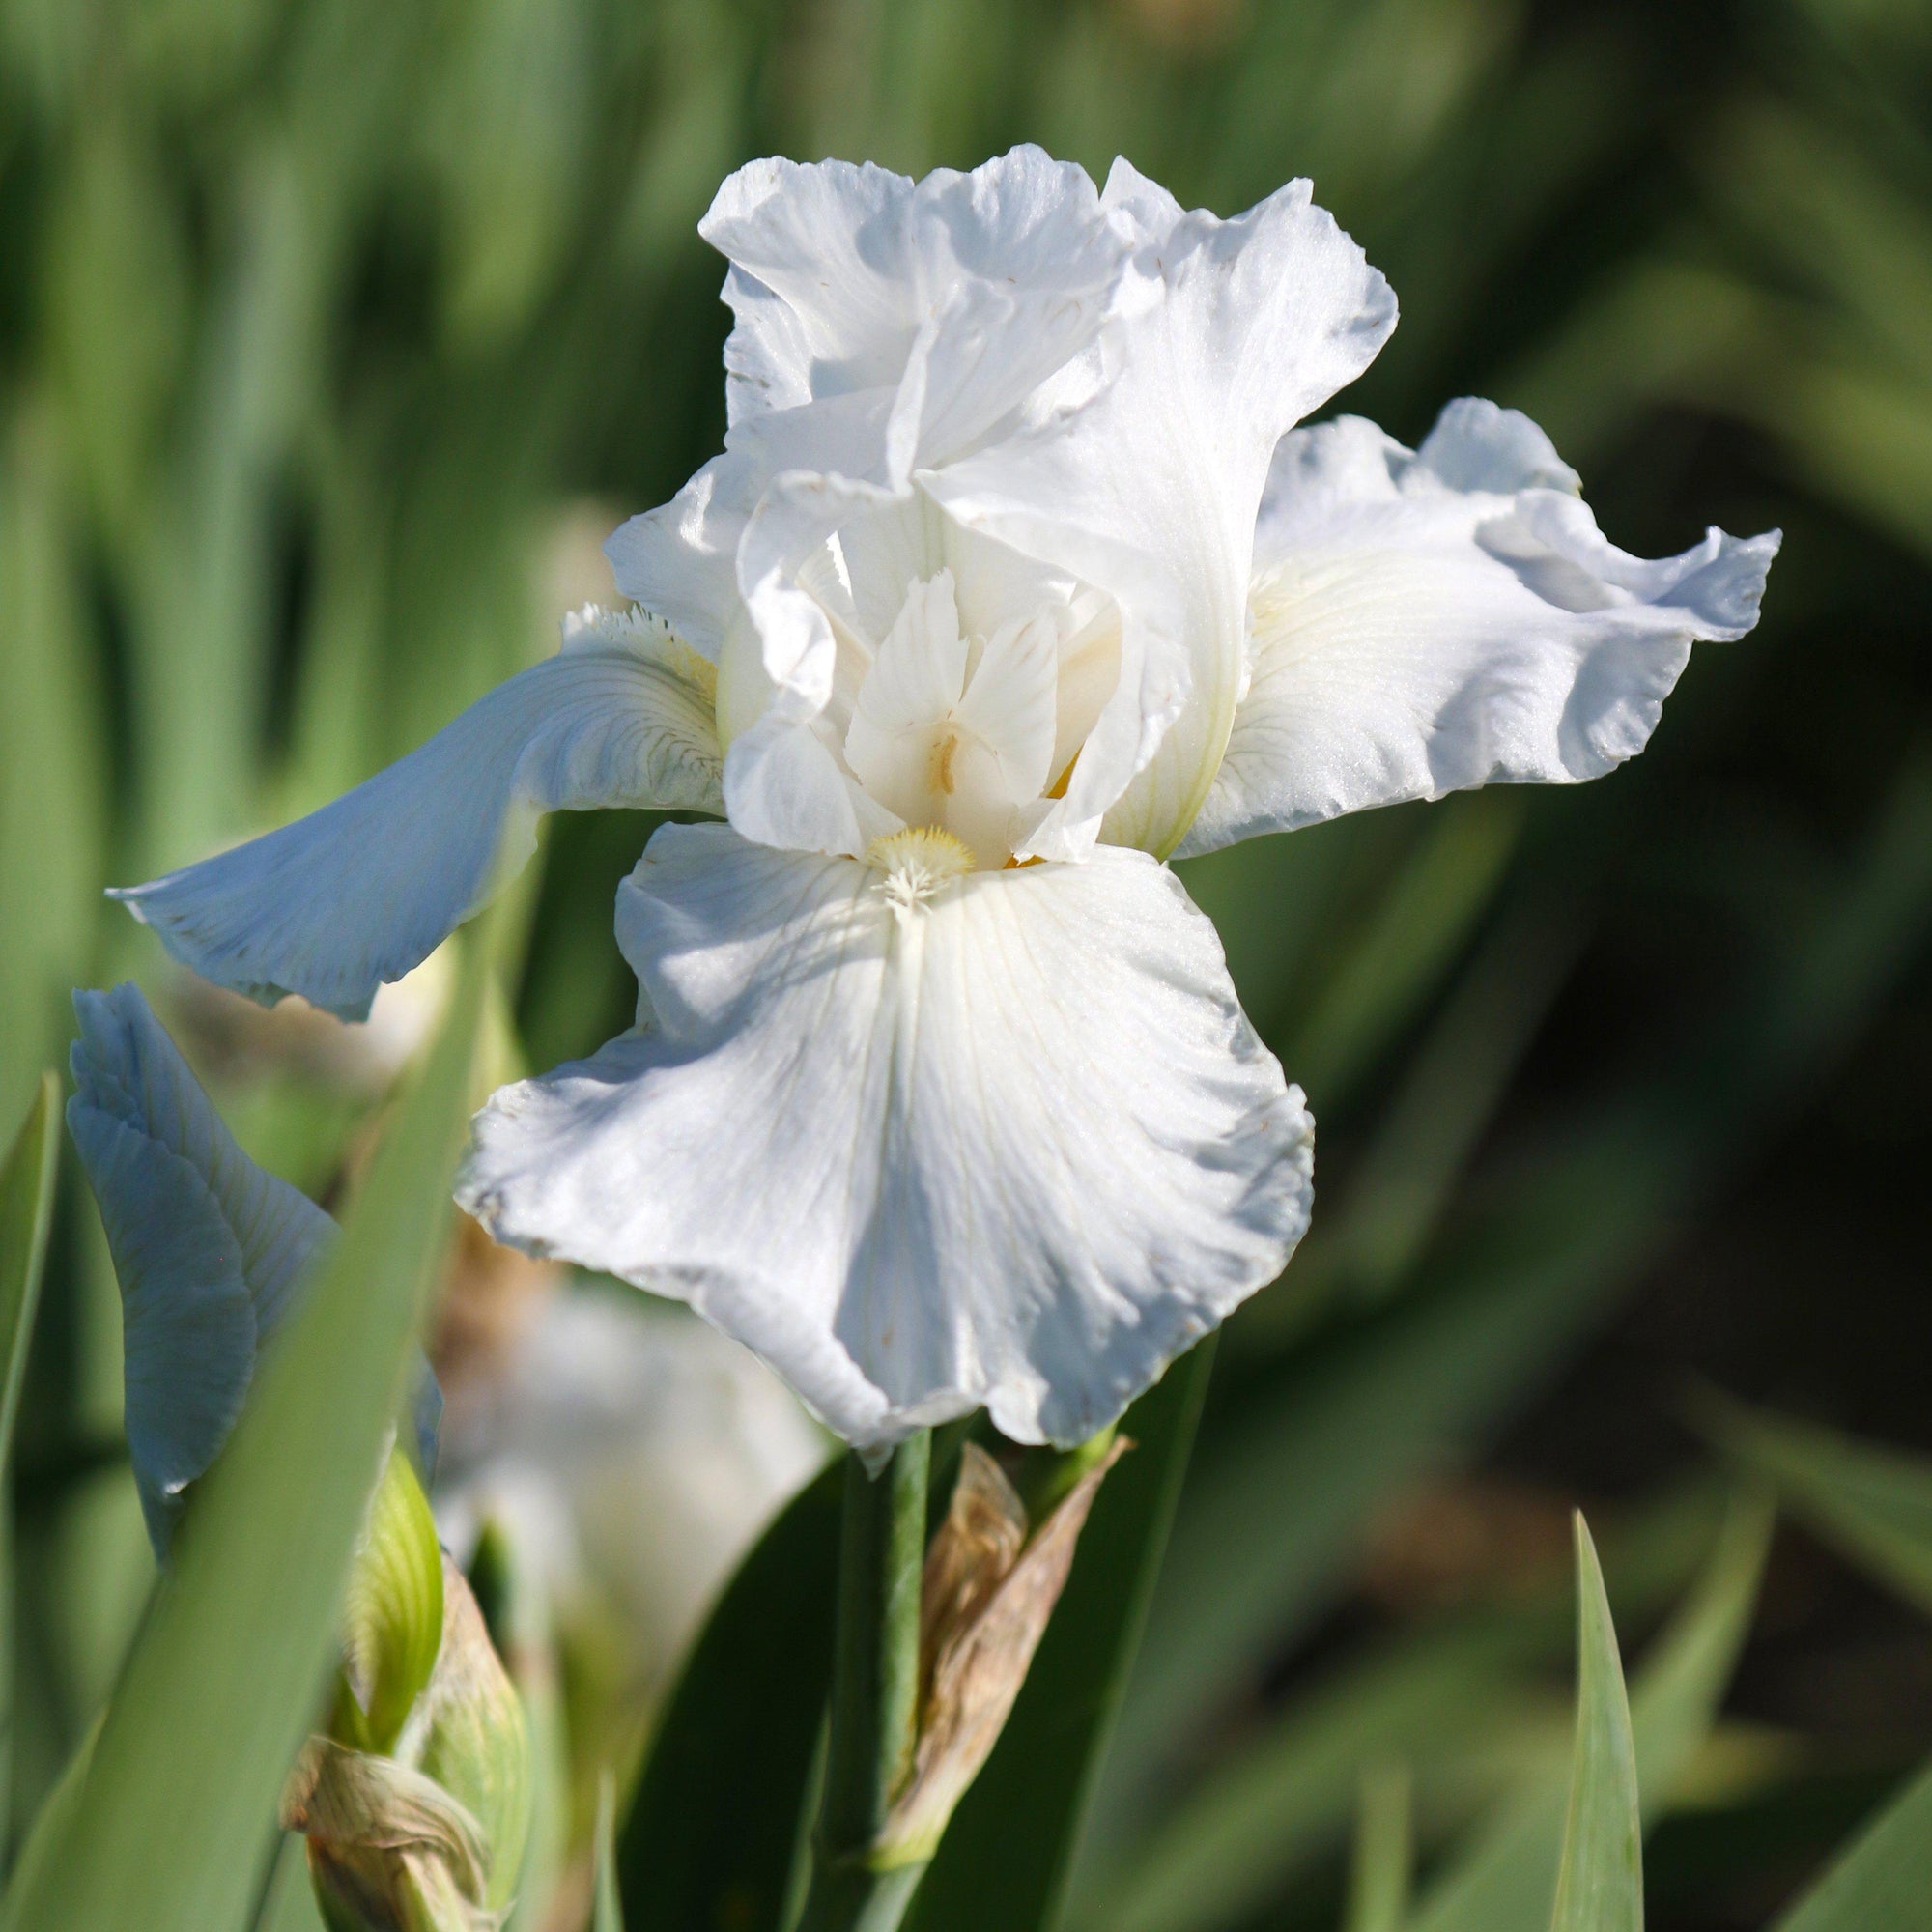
[
  {"x1": 113, "y1": 611, "x2": 723, "y2": 1020},
  {"x1": 459, "y1": 824, "x2": 1312, "y2": 1452}
]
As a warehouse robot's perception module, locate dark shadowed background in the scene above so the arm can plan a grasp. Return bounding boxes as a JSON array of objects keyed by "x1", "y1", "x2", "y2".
[{"x1": 2, "y1": 0, "x2": 1930, "y2": 1925}]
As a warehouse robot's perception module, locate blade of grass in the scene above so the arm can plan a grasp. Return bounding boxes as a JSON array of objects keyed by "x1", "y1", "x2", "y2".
[
  {"x1": 594, "y1": 1771, "x2": 623, "y2": 1932},
  {"x1": 1408, "y1": 1496, "x2": 1771, "y2": 1932},
  {"x1": 0, "y1": 1719, "x2": 98, "y2": 1916},
  {"x1": 1693, "y1": 1391, "x2": 1932, "y2": 1616},
  {"x1": 1095, "y1": 751, "x2": 1932, "y2": 1871},
  {"x1": 1087, "y1": 1485, "x2": 1723, "y2": 1932},
  {"x1": 1098, "y1": 1619, "x2": 1546, "y2": 1932},
  {"x1": 1344, "y1": 1766, "x2": 1412, "y2": 1932},
  {"x1": 903, "y1": 1340, "x2": 1216, "y2": 1932},
  {"x1": 0, "y1": 1074, "x2": 60, "y2": 1488},
  {"x1": 1279, "y1": 791, "x2": 1523, "y2": 1108},
  {"x1": 0, "y1": 1073, "x2": 61, "y2": 1843},
  {"x1": 0, "y1": 914, "x2": 491, "y2": 1932},
  {"x1": 0, "y1": 411, "x2": 105, "y2": 1131},
  {"x1": 1548, "y1": 1515, "x2": 1641, "y2": 1932},
  {"x1": 250, "y1": 1836, "x2": 324, "y2": 1932},
  {"x1": 1101, "y1": 1151, "x2": 1672, "y2": 1855},
  {"x1": 1770, "y1": 1753, "x2": 1932, "y2": 1931}
]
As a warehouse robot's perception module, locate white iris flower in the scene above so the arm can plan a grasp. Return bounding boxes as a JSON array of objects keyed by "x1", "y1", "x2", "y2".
[{"x1": 113, "y1": 150, "x2": 1778, "y2": 1457}]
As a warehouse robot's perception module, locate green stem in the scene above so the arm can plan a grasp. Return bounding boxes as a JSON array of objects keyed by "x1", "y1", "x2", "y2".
[{"x1": 795, "y1": 1433, "x2": 932, "y2": 1932}]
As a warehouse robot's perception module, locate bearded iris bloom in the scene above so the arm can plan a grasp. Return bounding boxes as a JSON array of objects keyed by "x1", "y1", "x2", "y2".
[{"x1": 114, "y1": 150, "x2": 1777, "y2": 1457}]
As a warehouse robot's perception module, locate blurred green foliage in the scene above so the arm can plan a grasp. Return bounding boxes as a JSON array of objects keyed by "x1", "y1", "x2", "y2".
[{"x1": 2, "y1": 0, "x2": 1931, "y2": 1925}]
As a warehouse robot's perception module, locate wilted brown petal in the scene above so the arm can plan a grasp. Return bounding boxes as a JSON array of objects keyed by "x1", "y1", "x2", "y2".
[
  {"x1": 281, "y1": 1734, "x2": 495, "y2": 1930},
  {"x1": 883, "y1": 1436, "x2": 1130, "y2": 1861},
  {"x1": 917, "y1": 1442, "x2": 1028, "y2": 1711}
]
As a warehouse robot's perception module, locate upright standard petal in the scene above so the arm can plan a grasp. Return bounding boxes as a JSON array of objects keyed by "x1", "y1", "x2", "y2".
[
  {"x1": 69, "y1": 983, "x2": 331, "y2": 1548},
  {"x1": 1177, "y1": 400, "x2": 1781, "y2": 856},
  {"x1": 927, "y1": 162, "x2": 1397, "y2": 861},
  {"x1": 612, "y1": 154, "x2": 1135, "y2": 865},
  {"x1": 701, "y1": 147, "x2": 1131, "y2": 456},
  {"x1": 459, "y1": 824, "x2": 1312, "y2": 1453},
  {"x1": 112, "y1": 611, "x2": 724, "y2": 1020}
]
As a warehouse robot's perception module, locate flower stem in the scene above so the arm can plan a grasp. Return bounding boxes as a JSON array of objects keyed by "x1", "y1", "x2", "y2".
[{"x1": 795, "y1": 1433, "x2": 932, "y2": 1932}]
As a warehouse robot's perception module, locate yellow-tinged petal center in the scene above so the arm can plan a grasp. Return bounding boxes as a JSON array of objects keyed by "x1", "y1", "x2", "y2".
[{"x1": 865, "y1": 826, "x2": 975, "y2": 919}]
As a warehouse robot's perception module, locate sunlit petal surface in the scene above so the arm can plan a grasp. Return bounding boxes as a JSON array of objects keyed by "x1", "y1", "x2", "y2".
[
  {"x1": 460, "y1": 824, "x2": 1311, "y2": 1452},
  {"x1": 1179, "y1": 399, "x2": 1779, "y2": 856},
  {"x1": 113, "y1": 612, "x2": 722, "y2": 1019}
]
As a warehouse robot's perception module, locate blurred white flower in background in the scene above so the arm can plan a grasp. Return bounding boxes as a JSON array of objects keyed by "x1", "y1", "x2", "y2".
[
  {"x1": 432, "y1": 1276, "x2": 826, "y2": 1705},
  {"x1": 167, "y1": 943, "x2": 457, "y2": 1100}
]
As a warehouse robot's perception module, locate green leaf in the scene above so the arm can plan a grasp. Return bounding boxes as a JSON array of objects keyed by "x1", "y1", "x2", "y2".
[
  {"x1": 252, "y1": 1835, "x2": 327, "y2": 1932},
  {"x1": 471, "y1": 1523, "x2": 569, "y2": 1932},
  {"x1": 1317, "y1": 907, "x2": 1579, "y2": 1307},
  {"x1": 1694, "y1": 1391, "x2": 1932, "y2": 1616},
  {"x1": 1084, "y1": 1487, "x2": 1724, "y2": 1932},
  {"x1": 0, "y1": 1720, "x2": 99, "y2": 1920},
  {"x1": 0, "y1": 915, "x2": 491, "y2": 1932},
  {"x1": 0, "y1": 1073, "x2": 60, "y2": 1490},
  {"x1": 1095, "y1": 1615, "x2": 1545, "y2": 1932},
  {"x1": 594, "y1": 1771, "x2": 624, "y2": 1932},
  {"x1": 1277, "y1": 790, "x2": 1523, "y2": 1106},
  {"x1": 1408, "y1": 1497, "x2": 1771, "y2": 1932},
  {"x1": 1103, "y1": 1179, "x2": 1663, "y2": 1849},
  {"x1": 1548, "y1": 1516, "x2": 1641, "y2": 1932},
  {"x1": 337, "y1": 1447, "x2": 443, "y2": 1754},
  {"x1": 1770, "y1": 1753, "x2": 1932, "y2": 1931},
  {"x1": 1344, "y1": 1767, "x2": 1412, "y2": 1932},
  {"x1": 904, "y1": 1340, "x2": 1216, "y2": 1932},
  {"x1": 0, "y1": 410, "x2": 105, "y2": 1134},
  {"x1": 1111, "y1": 741, "x2": 1932, "y2": 1862},
  {"x1": 617, "y1": 1457, "x2": 844, "y2": 1932}
]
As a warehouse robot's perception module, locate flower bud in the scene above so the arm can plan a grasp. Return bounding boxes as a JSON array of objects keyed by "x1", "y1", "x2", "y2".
[{"x1": 284, "y1": 1450, "x2": 531, "y2": 1931}]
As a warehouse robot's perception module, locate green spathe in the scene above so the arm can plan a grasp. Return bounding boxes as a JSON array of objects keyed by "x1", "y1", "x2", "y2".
[{"x1": 289, "y1": 1452, "x2": 531, "y2": 1932}]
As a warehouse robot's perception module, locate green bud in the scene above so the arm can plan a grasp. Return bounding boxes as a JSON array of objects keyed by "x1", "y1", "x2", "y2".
[
  {"x1": 284, "y1": 1451, "x2": 533, "y2": 1930},
  {"x1": 412, "y1": 1549, "x2": 533, "y2": 1916},
  {"x1": 338, "y1": 1447, "x2": 445, "y2": 1753}
]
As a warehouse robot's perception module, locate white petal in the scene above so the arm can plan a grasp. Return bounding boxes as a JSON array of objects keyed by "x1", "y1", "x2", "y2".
[
  {"x1": 70, "y1": 983, "x2": 331, "y2": 1332},
  {"x1": 459, "y1": 825, "x2": 1312, "y2": 1452},
  {"x1": 926, "y1": 168, "x2": 1396, "y2": 860},
  {"x1": 835, "y1": 489, "x2": 1083, "y2": 655},
  {"x1": 1416, "y1": 394, "x2": 1582, "y2": 495},
  {"x1": 851, "y1": 571, "x2": 971, "y2": 736},
  {"x1": 68, "y1": 984, "x2": 441, "y2": 1547},
  {"x1": 113, "y1": 620, "x2": 723, "y2": 1020},
  {"x1": 605, "y1": 452, "x2": 756, "y2": 657},
  {"x1": 953, "y1": 612, "x2": 1059, "y2": 803},
  {"x1": 702, "y1": 148, "x2": 1130, "y2": 459},
  {"x1": 723, "y1": 706, "x2": 900, "y2": 861},
  {"x1": 71, "y1": 1109, "x2": 254, "y2": 1547},
  {"x1": 1177, "y1": 402, "x2": 1781, "y2": 856},
  {"x1": 722, "y1": 448, "x2": 909, "y2": 857},
  {"x1": 68, "y1": 984, "x2": 332, "y2": 1547},
  {"x1": 704, "y1": 157, "x2": 922, "y2": 421}
]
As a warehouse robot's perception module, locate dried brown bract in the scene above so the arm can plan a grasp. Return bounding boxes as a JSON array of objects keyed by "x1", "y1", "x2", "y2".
[{"x1": 882, "y1": 1437, "x2": 1130, "y2": 1861}]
